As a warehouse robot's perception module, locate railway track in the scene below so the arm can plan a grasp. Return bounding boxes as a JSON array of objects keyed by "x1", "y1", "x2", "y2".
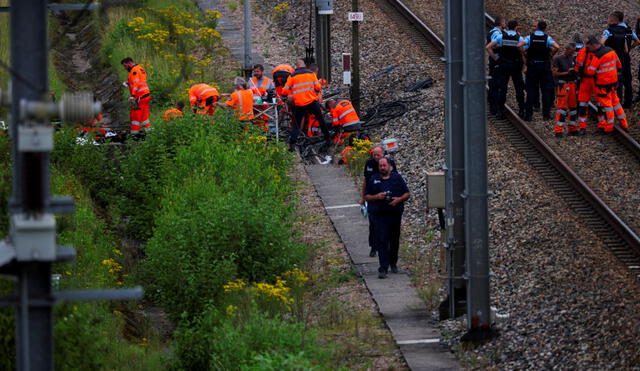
[{"x1": 380, "y1": 0, "x2": 640, "y2": 276}]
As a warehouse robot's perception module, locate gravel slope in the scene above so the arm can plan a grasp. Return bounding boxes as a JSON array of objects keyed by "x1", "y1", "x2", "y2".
[{"x1": 250, "y1": 1, "x2": 640, "y2": 369}]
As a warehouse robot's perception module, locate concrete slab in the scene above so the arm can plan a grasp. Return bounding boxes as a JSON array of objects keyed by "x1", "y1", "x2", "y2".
[
  {"x1": 197, "y1": 0, "x2": 270, "y2": 75},
  {"x1": 306, "y1": 164, "x2": 460, "y2": 371}
]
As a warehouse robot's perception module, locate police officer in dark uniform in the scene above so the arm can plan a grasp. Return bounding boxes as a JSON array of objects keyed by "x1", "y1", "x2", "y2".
[
  {"x1": 365, "y1": 158, "x2": 410, "y2": 279},
  {"x1": 360, "y1": 145, "x2": 397, "y2": 257},
  {"x1": 601, "y1": 11, "x2": 639, "y2": 107},
  {"x1": 518, "y1": 21, "x2": 560, "y2": 121},
  {"x1": 486, "y1": 20, "x2": 525, "y2": 118},
  {"x1": 487, "y1": 17, "x2": 506, "y2": 115}
]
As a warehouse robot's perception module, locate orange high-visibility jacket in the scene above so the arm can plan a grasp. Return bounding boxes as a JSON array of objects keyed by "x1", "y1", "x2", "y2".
[
  {"x1": 189, "y1": 84, "x2": 220, "y2": 108},
  {"x1": 282, "y1": 68, "x2": 321, "y2": 106},
  {"x1": 128, "y1": 64, "x2": 150, "y2": 98},
  {"x1": 225, "y1": 89, "x2": 254, "y2": 121},
  {"x1": 586, "y1": 46, "x2": 621, "y2": 86},
  {"x1": 163, "y1": 108, "x2": 183, "y2": 121},
  {"x1": 575, "y1": 48, "x2": 596, "y2": 78},
  {"x1": 249, "y1": 76, "x2": 274, "y2": 96},
  {"x1": 330, "y1": 100, "x2": 360, "y2": 128}
]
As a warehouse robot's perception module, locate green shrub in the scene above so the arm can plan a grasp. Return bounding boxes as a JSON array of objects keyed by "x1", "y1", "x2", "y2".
[
  {"x1": 173, "y1": 302, "x2": 329, "y2": 370},
  {"x1": 142, "y1": 118, "x2": 306, "y2": 318}
]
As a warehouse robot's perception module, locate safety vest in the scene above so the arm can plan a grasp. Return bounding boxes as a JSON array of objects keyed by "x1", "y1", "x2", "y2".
[
  {"x1": 227, "y1": 89, "x2": 254, "y2": 121},
  {"x1": 189, "y1": 84, "x2": 219, "y2": 108},
  {"x1": 587, "y1": 46, "x2": 620, "y2": 87},
  {"x1": 575, "y1": 48, "x2": 596, "y2": 78},
  {"x1": 128, "y1": 64, "x2": 150, "y2": 99},
  {"x1": 273, "y1": 64, "x2": 294, "y2": 97},
  {"x1": 163, "y1": 108, "x2": 183, "y2": 121},
  {"x1": 526, "y1": 33, "x2": 550, "y2": 61},
  {"x1": 249, "y1": 76, "x2": 273, "y2": 96},
  {"x1": 330, "y1": 100, "x2": 360, "y2": 129},
  {"x1": 500, "y1": 30, "x2": 522, "y2": 62},
  {"x1": 282, "y1": 68, "x2": 321, "y2": 106},
  {"x1": 604, "y1": 24, "x2": 632, "y2": 56}
]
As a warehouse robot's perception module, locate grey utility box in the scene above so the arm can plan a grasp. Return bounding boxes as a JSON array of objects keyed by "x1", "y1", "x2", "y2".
[
  {"x1": 426, "y1": 171, "x2": 445, "y2": 209},
  {"x1": 316, "y1": 0, "x2": 333, "y2": 14},
  {"x1": 12, "y1": 213, "x2": 56, "y2": 261}
]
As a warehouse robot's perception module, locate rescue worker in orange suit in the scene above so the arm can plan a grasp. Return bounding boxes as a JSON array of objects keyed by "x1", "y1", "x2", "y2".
[
  {"x1": 575, "y1": 36, "x2": 605, "y2": 131},
  {"x1": 325, "y1": 99, "x2": 361, "y2": 145},
  {"x1": 585, "y1": 35, "x2": 629, "y2": 133},
  {"x1": 121, "y1": 57, "x2": 151, "y2": 135},
  {"x1": 163, "y1": 101, "x2": 184, "y2": 121},
  {"x1": 250, "y1": 64, "x2": 275, "y2": 131},
  {"x1": 600, "y1": 11, "x2": 639, "y2": 108},
  {"x1": 217, "y1": 77, "x2": 254, "y2": 124},
  {"x1": 552, "y1": 43, "x2": 578, "y2": 137},
  {"x1": 282, "y1": 58, "x2": 330, "y2": 151},
  {"x1": 189, "y1": 83, "x2": 220, "y2": 116},
  {"x1": 272, "y1": 63, "x2": 295, "y2": 97}
]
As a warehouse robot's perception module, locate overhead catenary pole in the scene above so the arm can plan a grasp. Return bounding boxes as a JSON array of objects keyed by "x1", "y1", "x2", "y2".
[
  {"x1": 350, "y1": 0, "x2": 360, "y2": 112},
  {"x1": 461, "y1": 0, "x2": 492, "y2": 336},
  {"x1": 243, "y1": 0, "x2": 252, "y2": 78},
  {"x1": 315, "y1": 1, "x2": 331, "y2": 82},
  {"x1": 441, "y1": 0, "x2": 466, "y2": 321},
  {"x1": 10, "y1": 0, "x2": 53, "y2": 368}
]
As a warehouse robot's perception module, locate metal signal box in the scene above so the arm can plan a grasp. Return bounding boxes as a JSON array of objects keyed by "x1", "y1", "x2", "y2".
[{"x1": 427, "y1": 171, "x2": 446, "y2": 209}]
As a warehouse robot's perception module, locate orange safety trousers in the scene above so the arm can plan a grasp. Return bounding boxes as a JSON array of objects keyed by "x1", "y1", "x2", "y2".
[
  {"x1": 130, "y1": 96, "x2": 151, "y2": 134},
  {"x1": 554, "y1": 82, "x2": 577, "y2": 134},
  {"x1": 596, "y1": 86, "x2": 628, "y2": 132},
  {"x1": 576, "y1": 78, "x2": 605, "y2": 129}
]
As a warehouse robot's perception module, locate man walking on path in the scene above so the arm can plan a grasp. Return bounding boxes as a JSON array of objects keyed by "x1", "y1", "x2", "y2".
[
  {"x1": 365, "y1": 158, "x2": 410, "y2": 279},
  {"x1": 360, "y1": 146, "x2": 397, "y2": 258}
]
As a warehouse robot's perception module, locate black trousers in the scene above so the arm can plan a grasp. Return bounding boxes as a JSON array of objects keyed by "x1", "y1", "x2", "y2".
[
  {"x1": 290, "y1": 101, "x2": 329, "y2": 145},
  {"x1": 497, "y1": 61, "x2": 525, "y2": 111},
  {"x1": 525, "y1": 62, "x2": 554, "y2": 117},
  {"x1": 370, "y1": 212, "x2": 402, "y2": 273},
  {"x1": 488, "y1": 58, "x2": 500, "y2": 112},
  {"x1": 618, "y1": 52, "x2": 632, "y2": 105},
  {"x1": 368, "y1": 214, "x2": 376, "y2": 251}
]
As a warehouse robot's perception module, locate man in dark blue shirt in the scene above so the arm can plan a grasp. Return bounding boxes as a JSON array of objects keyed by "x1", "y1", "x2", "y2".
[
  {"x1": 365, "y1": 158, "x2": 410, "y2": 279},
  {"x1": 360, "y1": 146, "x2": 397, "y2": 257}
]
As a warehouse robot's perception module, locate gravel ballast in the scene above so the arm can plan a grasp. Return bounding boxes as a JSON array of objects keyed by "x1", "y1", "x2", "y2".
[{"x1": 247, "y1": 1, "x2": 640, "y2": 369}]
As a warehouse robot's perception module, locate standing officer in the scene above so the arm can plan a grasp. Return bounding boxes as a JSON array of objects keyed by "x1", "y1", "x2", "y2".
[
  {"x1": 360, "y1": 146, "x2": 397, "y2": 258},
  {"x1": 365, "y1": 158, "x2": 410, "y2": 279},
  {"x1": 552, "y1": 44, "x2": 578, "y2": 137},
  {"x1": 600, "y1": 11, "x2": 639, "y2": 108},
  {"x1": 282, "y1": 59, "x2": 330, "y2": 150},
  {"x1": 486, "y1": 20, "x2": 525, "y2": 118},
  {"x1": 487, "y1": 16, "x2": 506, "y2": 116},
  {"x1": 121, "y1": 57, "x2": 151, "y2": 135},
  {"x1": 518, "y1": 21, "x2": 560, "y2": 121},
  {"x1": 585, "y1": 36, "x2": 629, "y2": 132}
]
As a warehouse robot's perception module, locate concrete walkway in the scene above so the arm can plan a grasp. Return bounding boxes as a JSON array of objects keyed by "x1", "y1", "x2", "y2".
[
  {"x1": 306, "y1": 164, "x2": 460, "y2": 371},
  {"x1": 196, "y1": 0, "x2": 269, "y2": 74}
]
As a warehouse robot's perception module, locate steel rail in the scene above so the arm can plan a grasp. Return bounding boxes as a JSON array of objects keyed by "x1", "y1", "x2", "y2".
[{"x1": 383, "y1": 0, "x2": 640, "y2": 265}]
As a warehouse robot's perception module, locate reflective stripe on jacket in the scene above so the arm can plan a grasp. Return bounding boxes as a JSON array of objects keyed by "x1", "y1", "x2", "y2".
[
  {"x1": 189, "y1": 84, "x2": 220, "y2": 108},
  {"x1": 163, "y1": 108, "x2": 183, "y2": 121},
  {"x1": 587, "y1": 46, "x2": 621, "y2": 86},
  {"x1": 330, "y1": 100, "x2": 360, "y2": 127},
  {"x1": 128, "y1": 64, "x2": 150, "y2": 98},
  {"x1": 249, "y1": 77, "x2": 274, "y2": 96},
  {"x1": 282, "y1": 68, "x2": 321, "y2": 106},
  {"x1": 226, "y1": 89, "x2": 254, "y2": 121}
]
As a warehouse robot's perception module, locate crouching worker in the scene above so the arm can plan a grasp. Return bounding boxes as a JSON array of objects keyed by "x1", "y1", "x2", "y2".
[
  {"x1": 163, "y1": 101, "x2": 184, "y2": 121},
  {"x1": 365, "y1": 157, "x2": 410, "y2": 279}
]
